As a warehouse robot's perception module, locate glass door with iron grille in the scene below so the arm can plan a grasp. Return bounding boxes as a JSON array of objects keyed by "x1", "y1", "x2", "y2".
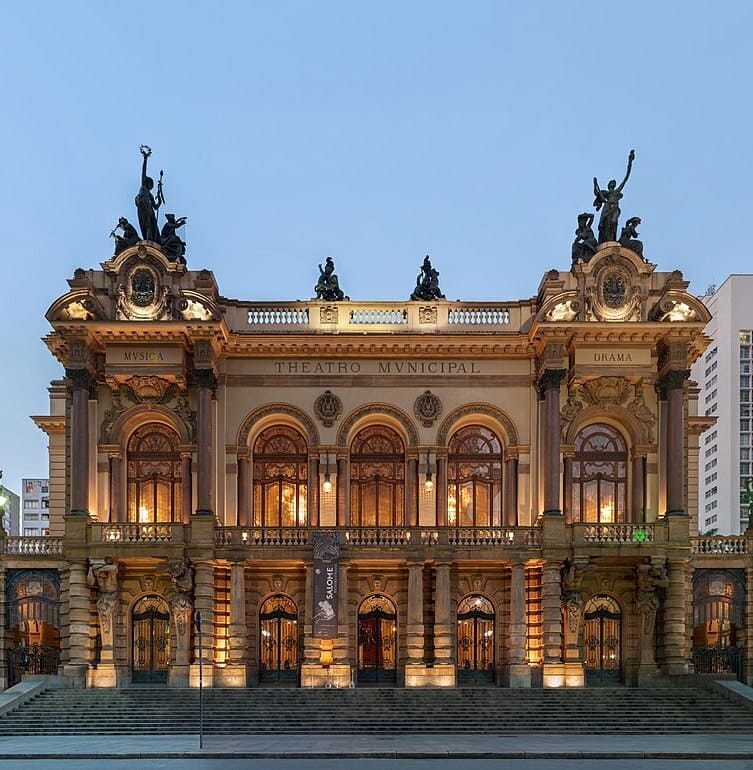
[
  {"x1": 358, "y1": 595, "x2": 397, "y2": 684},
  {"x1": 457, "y1": 595, "x2": 495, "y2": 685},
  {"x1": 132, "y1": 595, "x2": 170, "y2": 684},
  {"x1": 259, "y1": 595, "x2": 299, "y2": 685},
  {"x1": 584, "y1": 595, "x2": 621, "y2": 685}
]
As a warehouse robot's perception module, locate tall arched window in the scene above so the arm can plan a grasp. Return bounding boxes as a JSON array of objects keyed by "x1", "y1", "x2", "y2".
[
  {"x1": 252, "y1": 426, "x2": 308, "y2": 527},
  {"x1": 127, "y1": 423, "x2": 182, "y2": 523},
  {"x1": 570, "y1": 424, "x2": 627, "y2": 523},
  {"x1": 448, "y1": 425, "x2": 502, "y2": 527},
  {"x1": 350, "y1": 426, "x2": 405, "y2": 527}
]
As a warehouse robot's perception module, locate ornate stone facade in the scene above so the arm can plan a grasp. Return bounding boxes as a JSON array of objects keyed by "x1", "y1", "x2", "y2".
[{"x1": 4, "y1": 238, "x2": 750, "y2": 694}]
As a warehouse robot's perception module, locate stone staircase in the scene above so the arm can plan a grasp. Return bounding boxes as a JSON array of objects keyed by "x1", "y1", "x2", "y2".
[{"x1": 2, "y1": 686, "x2": 751, "y2": 735}]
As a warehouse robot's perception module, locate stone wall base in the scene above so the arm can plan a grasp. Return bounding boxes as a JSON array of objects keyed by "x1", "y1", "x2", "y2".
[
  {"x1": 501, "y1": 663, "x2": 532, "y2": 688},
  {"x1": 542, "y1": 662, "x2": 584, "y2": 688},
  {"x1": 60, "y1": 663, "x2": 88, "y2": 688},
  {"x1": 404, "y1": 663, "x2": 456, "y2": 687},
  {"x1": 301, "y1": 663, "x2": 352, "y2": 688},
  {"x1": 189, "y1": 663, "x2": 214, "y2": 688},
  {"x1": 88, "y1": 664, "x2": 117, "y2": 688},
  {"x1": 169, "y1": 665, "x2": 190, "y2": 688},
  {"x1": 213, "y1": 664, "x2": 247, "y2": 687}
]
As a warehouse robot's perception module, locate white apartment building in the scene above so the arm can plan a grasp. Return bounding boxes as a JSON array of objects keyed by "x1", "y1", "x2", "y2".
[
  {"x1": 692, "y1": 275, "x2": 753, "y2": 534},
  {"x1": 21, "y1": 478, "x2": 50, "y2": 536}
]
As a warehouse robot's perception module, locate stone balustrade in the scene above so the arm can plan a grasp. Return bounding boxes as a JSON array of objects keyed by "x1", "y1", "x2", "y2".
[
  {"x1": 236, "y1": 300, "x2": 526, "y2": 334},
  {"x1": 448, "y1": 527, "x2": 540, "y2": 546},
  {"x1": 691, "y1": 536, "x2": 748, "y2": 555},
  {"x1": 99, "y1": 523, "x2": 179, "y2": 543},
  {"x1": 578, "y1": 523, "x2": 657, "y2": 544},
  {"x1": 3, "y1": 536, "x2": 64, "y2": 556}
]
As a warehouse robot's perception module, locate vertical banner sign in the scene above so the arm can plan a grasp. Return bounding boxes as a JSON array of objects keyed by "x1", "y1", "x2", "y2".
[{"x1": 312, "y1": 531, "x2": 339, "y2": 639}]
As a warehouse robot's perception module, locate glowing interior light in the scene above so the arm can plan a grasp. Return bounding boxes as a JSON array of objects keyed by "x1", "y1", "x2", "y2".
[
  {"x1": 322, "y1": 473, "x2": 333, "y2": 494},
  {"x1": 424, "y1": 468, "x2": 434, "y2": 491}
]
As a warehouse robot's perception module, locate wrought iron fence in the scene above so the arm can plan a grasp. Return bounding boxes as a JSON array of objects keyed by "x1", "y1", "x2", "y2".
[
  {"x1": 692, "y1": 644, "x2": 741, "y2": 676},
  {"x1": 7, "y1": 644, "x2": 60, "y2": 687}
]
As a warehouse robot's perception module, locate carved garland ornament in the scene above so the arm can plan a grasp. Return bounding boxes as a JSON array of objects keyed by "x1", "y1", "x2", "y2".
[
  {"x1": 560, "y1": 377, "x2": 656, "y2": 441},
  {"x1": 413, "y1": 390, "x2": 442, "y2": 428},
  {"x1": 314, "y1": 390, "x2": 343, "y2": 428}
]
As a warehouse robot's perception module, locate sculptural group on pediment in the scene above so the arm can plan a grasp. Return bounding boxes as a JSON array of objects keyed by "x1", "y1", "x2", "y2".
[
  {"x1": 572, "y1": 150, "x2": 645, "y2": 266},
  {"x1": 110, "y1": 146, "x2": 188, "y2": 264}
]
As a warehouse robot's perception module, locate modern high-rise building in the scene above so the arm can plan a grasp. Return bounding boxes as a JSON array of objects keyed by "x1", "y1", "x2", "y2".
[
  {"x1": 0, "y1": 488, "x2": 20, "y2": 536},
  {"x1": 20, "y1": 479, "x2": 50, "y2": 537},
  {"x1": 691, "y1": 275, "x2": 753, "y2": 535}
]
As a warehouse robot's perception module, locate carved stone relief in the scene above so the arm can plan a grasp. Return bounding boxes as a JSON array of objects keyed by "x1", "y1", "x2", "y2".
[
  {"x1": 418, "y1": 306, "x2": 438, "y2": 324},
  {"x1": 314, "y1": 390, "x2": 343, "y2": 428},
  {"x1": 320, "y1": 305, "x2": 339, "y2": 324},
  {"x1": 414, "y1": 390, "x2": 442, "y2": 428},
  {"x1": 560, "y1": 377, "x2": 655, "y2": 441},
  {"x1": 115, "y1": 261, "x2": 171, "y2": 321},
  {"x1": 584, "y1": 257, "x2": 642, "y2": 322}
]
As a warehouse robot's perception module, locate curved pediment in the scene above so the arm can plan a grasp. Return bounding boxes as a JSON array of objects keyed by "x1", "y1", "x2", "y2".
[
  {"x1": 648, "y1": 290, "x2": 711, "y2": 323},
  {"x1": 46, "y1": 289, "x2": 106, "y2": 323}
]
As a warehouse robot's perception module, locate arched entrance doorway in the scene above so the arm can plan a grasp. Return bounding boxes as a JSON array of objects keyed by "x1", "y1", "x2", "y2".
[
  {"x1": 692, "y1": 569, "x2": 743, "y2": 677},
  {"x1": 6, "y1": 570, "x2": 60, "y2": 687},
  {"x1": 358, "y1": 595, "x2": 397, "y2": 684},
  {"x1": 457, "y1": 595, "x2": 495, "y2": 685},
  {"x1": 259, "y1": 594, "x2": 299, "y2": 685},
  {"x1": 132, "y1": 595, "x2": 170, "y2": 684},
  {"x1": 584, "y1": 595, "x2": 621, "y2": 685}
]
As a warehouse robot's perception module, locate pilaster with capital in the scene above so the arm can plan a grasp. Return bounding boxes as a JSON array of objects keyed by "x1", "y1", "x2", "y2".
[
  {"x1": 64, "y1": 562, "x2": 92, "y2": 677},
  {"x1": 433, "y1": 562, "x2": 453, "y2": 663},
  {"x1": 504, "y1": 456, "x2": 518, "y2": 526},
  {"x1": 228, "y1": 562, "x2": 247, "y2": 669},
  {"x1": 406, "y1": 562, "x2": 425, "y2": 663},
  {"x1": 181, "y1": 452, "x2": 193, "y2": 524},
  {"x1": 542, "y1": 560, "x2": 563, "y2": 664},
  {"x1": 237, "y1": 453, "x2": 250, "y2": 527},
  {"x1": 505, "y1": 561, "x2": 530, "y2": 687}
]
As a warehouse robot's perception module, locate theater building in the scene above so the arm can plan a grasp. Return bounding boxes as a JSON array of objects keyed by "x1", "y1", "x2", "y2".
[{"x1": 1, "y1": 235, "x2": 750, "y2": 691}]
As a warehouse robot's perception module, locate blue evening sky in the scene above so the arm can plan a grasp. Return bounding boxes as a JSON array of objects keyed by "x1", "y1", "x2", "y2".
[{"x1": 1, "y1": 1, "x2": 751, "y2": 496}]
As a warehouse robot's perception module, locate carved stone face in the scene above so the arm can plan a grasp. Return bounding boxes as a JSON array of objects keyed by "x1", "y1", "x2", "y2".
[{"x1": 602, "y1": 272, "x2": 627, "y2": 309}]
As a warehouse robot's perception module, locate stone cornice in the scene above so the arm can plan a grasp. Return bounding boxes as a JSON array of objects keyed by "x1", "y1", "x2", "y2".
[{"x1": 31, "y1": 415, "x2": 66, "y2": 435}]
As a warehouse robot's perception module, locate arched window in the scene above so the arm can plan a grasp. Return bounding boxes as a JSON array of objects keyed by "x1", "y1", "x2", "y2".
[
  {"x1": 448, "y1": 425, "x2": 502, "y2": 527},
  {"x1": 350, "y1": 426, "x2": 405, "y2": 527},
  {"x1": 127, "y1": 423, "x2": 182, "y2": 523},
  {"x1": 570, "y1": 424, "x2": 627, "y2": 523},
  {"x1": 252, "y1": 426, "x2": 308, "y2": 527}
]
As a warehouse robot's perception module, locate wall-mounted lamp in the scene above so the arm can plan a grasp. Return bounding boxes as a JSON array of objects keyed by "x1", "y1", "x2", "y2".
[
  {"x1": 424, "y1": 468, "x2": 434, "y2": 491},
  {"x1": 322, "y1": 473, "x2": 333, "y2": 494}
]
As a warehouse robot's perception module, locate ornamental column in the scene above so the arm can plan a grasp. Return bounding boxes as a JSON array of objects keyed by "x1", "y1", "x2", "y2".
[
  {"x1": 63, "y1": 561, "x2": 92, "y2": 682},
  {"x1": 237, "y1": 453, "x2": 250, "y2": 527},
  {"x1": 504, "y1": 456, "x2": 518, "y2": 527},
  {"x1": 539, "y1": 369, "x2": 566, "y2": 515},
  {"x1": 407, "y1": 458, "x2": 418, "y2": 527},
  {"x1": 67, "y1": 368, "x2": 92, "y2": 515},
  {"x1": 191, "y1": 559, "x2": 214, "y2": 686},
  {"x1": 337, "y1": 457, "x2": 349, "y2": 526},
  {"x1": 631, "y1": 451, "x2": 646, "y2": 522},
  {"x1": 194, "y1": 369, "x2": 216, "y2": 516},
  {"x1": 406, "y1": 562, "x2": 424, "y2": 663},
  {"x1": 308, "y1": 456, "x2": 320, "y2": 527},
  {"x1": 541, "y1": 559, "x2": 564, "y2": 686},
  {"x1": 178, "y1": 452, "x2": 191, "y2": 524},
  {"x1": 436, "y1": 457, "x2": 448, "y2": 526},
  {"x1": 432, "y1": 562, "x2": 455, "y2": 684},
  {"x1": 661, "y1": 370, "x2": 689, "y2": 515},
  {"x1": 506, "y1": 561, "x2": 530, "y2": 687},
  {"x1": 662, "y1": 558, "x2": 689, "y2": 675},
  {"x1": 108, "y1": 452, "x2": 123, "y2": 523},
  {"x1": 224, "y1": 561, "x2": 247, "y2": 686},
  {"x1": 334, "y1": 561, "x2": 350, "y2": 672}
]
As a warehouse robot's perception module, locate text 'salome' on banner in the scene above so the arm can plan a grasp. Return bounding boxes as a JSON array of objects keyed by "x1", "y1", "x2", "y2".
[{"x1": 312, "y1": 531, "x2": 339, "y2": 639}]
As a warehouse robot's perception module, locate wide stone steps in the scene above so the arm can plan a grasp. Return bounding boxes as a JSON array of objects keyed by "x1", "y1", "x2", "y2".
[{"x1": 2, "y1": 687, "x2": 750, "y2": 735}]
